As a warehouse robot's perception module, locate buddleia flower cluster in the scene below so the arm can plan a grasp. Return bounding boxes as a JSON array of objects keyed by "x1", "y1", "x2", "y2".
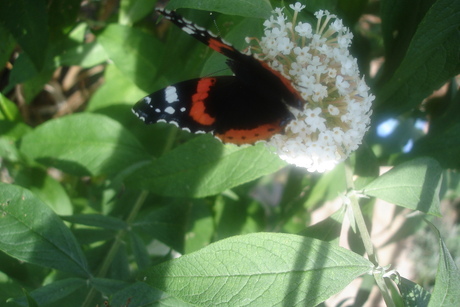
[{"x1": 247, "y1": 3, "x2": 374, "y2": 172}]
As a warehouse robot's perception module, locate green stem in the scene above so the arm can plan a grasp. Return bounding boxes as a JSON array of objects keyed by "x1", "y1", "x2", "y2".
[
  {"x1": 344, "y1": 160, "x2": 378, "y2": 265},
  {"x1": 344, "y1": 160, "x2": 397, "y2": 306},
  {"x1": 82, "y1": 190, "x2": 149, "y2": 306},
  {"x1": 373, "y1": 270, "x2": 396, "y2": 307},
  {"x1": 83, "y1": 117, "x2": 177, "y2": 306}
]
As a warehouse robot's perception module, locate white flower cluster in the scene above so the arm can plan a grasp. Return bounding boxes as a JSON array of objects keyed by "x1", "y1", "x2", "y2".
[{"x1": 247, "y1": 3, "x2": 374, "y2": 172}]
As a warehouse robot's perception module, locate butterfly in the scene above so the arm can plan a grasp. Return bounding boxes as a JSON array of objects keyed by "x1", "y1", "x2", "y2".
[{"x1": 132, "y1": 9, "x2": 303, "y2": 144}]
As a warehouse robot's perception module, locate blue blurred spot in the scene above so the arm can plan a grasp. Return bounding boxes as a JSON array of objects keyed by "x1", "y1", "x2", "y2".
[{"x1": 377, "y1": 118, "x2": 398, "y2": 137}]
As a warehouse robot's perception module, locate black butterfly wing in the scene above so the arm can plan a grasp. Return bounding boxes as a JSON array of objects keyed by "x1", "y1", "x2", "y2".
[
  {"x1": 157, "y1": 9, "x2": 303, "y2": 110},
  {"x1": 132, "y1": 76, "x2": 294, "y2": 144}
]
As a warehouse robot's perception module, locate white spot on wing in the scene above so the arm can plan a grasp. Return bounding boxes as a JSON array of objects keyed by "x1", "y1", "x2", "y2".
[
  {"x1": 155, "y1": 108, "x2": 161, "y2": 113},
  {"x1": 182, "y1": 26, "x2": 195, "y2": 35},
  {"x1": 144, "y1": 96, "x2": 152, "y2": 104},
  {"x1": 165, "y1": 86, "x2": 179, "y2": 103},
  {"x1": 165, "y1": 106, "x2": 175, "y2": 114},
  {"x1": 180, "y1": 107, "x2": 186, "y2": 112}
]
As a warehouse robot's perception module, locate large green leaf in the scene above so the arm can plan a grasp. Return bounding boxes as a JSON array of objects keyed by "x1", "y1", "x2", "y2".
[
  {"x1": 0, "y1": 0, "x2": 49, "y2": 71},
  {"x1": 395, "y1": 276, "x2": 431, "y2": 307},
  {"x1": 376, "y1": 0, "x2": 460, "y2": 115},
  {"x1": 362, "y1": 157, "x2": 442, "y2": 216},
  {"x1": 20, "y1": 113, "x2": 150, "y2": 176},
  {"x1": 86, "y1": 64, "x2": 147, "y2": 112},
  {"x1": 143, "y1": 233, "x2": 373, "y2": 306},
  {"x1": 126, "y1": 135, "x2": 287, "y2": 198},
  {"x1": 11, "y1": 278, "x2": 86, "y2": 306},
  {"x1": 167, "y1": 0, "x2": 273, "y2": 18},
  {"x1": 109, "y1": 282, "x2": 193, "y2": 307},
  {"x1": 61, "y1": 214, "x2": 127, "y2": 230},
  {"x1": 15, "y1": 167, "x2": 73, "y2": 215},
  {"x1": 97, "y1": 24, "x2": 164, "y2": 92},
  {"x1": 0, "y1": 183, "x2": 89, "y2": 276},
  {"x1": 119, "y1": 0, "x2": 156, "y2": 25},
  {"x1": 428, "y1": 221, "x2": 460, "y2": 307},
  {"x1": 133, "y1": 203, "x2": 188, "y2": 253},
  {"x1": 409, "y1": 89, "x2": 460, "y2": 169},
  {"x1": 0, "y1": 24, "x2": 15, "y2": 69}
]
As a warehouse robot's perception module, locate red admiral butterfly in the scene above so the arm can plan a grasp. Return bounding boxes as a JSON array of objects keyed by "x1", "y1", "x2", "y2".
[{"x1": 132, "y1": 9, "x2": 303, "y2": 144}]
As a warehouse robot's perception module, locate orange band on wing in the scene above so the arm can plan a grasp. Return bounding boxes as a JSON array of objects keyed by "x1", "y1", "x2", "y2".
[
  {"x1": 208, "y1": 38, "x2": 235, "y2": 53},
  {"x1": 259, "y1": 61, "x2": 303, "y2": 102},
  {"x1": 216, "y1": 122, "x2": 283, "y2": 145},
  {"x1": 190, "y1": 78, "x2": 217, "y2": 126}
]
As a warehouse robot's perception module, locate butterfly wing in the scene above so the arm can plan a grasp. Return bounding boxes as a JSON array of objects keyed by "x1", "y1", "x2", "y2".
[
  {"x1": 132, "y1": 76, "x2": 294, "y2": 144},
  {"x1": 157, "y1": 9, "x2": 303, "y2": 109}
]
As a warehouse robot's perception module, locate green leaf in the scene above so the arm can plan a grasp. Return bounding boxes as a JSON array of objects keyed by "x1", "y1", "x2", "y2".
[
  {"x1": 97, "y1": 24, "x2": 164, "y2": 92},
  {"x1": 409, "y1": 89, "x2": 460, "y2": 169},
  {"x1": 353, "y1": 143, "x2": 380, "y2": 190},
  {"x1": 0, "y1": 137, "x2": 21, "y2": 162},
  {"x1": 167, "y1": 0, "x2": 273, "y2": 18},
  {"x1": 376, "y1": 0, "x2": 460, "y2": 115},
  {"x1": 86, "y1": 64, "x2": 147, "y2": 112},
  {"x1": 61, "y1": 214, "x2": 127, "y2": 230},
  {"x1": 20, "y1": 113, "x2": 150, "y2": 176},
  {"x1": 57, "y1": 41, "x2": 108, "y2": 68},
  {"x1": 362, "y1": 157, "x2": 442, "y2": 216},
  {"x1": 298, "y1": 205, "x2": 346, "y2": 243},
  {"x1": 128, "y1": 231, "x2": 150, "y2": 269},
  {"x1": 0, "y1": 0, "x2": 49, "y2": 71},
  {"x1": 184, "y1": 200, "x2": 214, "y2": 254},
  {"x1": 0, "y1": 92, "x2": 21, "y2": 122},
  {"x1": 15, "y1": 167, "x2": 73, "y2": 216},
  {"x1": 126, "y1": 136, "x2": 286, "y2": 198},
  {"x1": 0, "y1": 183, "x2": 90, "y2": 276},
  {"x1": 394, "y1": 276, "x2": 431, "y2": 307},
  {"x1": 304, "y1": 163, "x2": 347, "y2": 209},
  {"x1": 12, "y1": 278, "x2": 86, "y2": 306},
  {"x1": 133, "y1": 203, "x2": 187, "y2": 253},
  {"x1": 427, "y1": 220, "x2": 460, "y2": 307},
  {"x1": 22, "y1": 289, "x2": 39, "y2": 307},
  {"x1": 89, "y1": 277, "x2": 130, "y2": 295},
  {"x1": 109, "y1": 282, "x2": 193, "y2": 307},
  {"x1": 119, "y1": 0, "x2": 156, "y2": 25},
  {"x1": 143, "y1": 233, "x2": 373, "y2": 306},
  {"x1": 0, "y1": 24, "x2": 15, "y2": 69},
  {"x1": 0, "y1": 271, "x2": 23, "y2": 304},
  {"x1": 6, "y1": 51, "x2": 54, "y2": 103},
  {"x1": 47, "y1": 0, "x2": 81, "y2": 37}
]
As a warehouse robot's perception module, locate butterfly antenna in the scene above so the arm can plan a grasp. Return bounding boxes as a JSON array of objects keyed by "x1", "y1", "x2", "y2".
[{"x1": 210, "y1": 12, "x2": 222, "y2": 37}]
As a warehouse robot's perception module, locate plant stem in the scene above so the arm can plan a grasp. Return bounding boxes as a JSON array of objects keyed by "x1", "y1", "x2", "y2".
[
  {"x1": 374, "y1": 270, "x2": 396, "y2": 307},
  {"x1": 344, "y1": 160, "x2": 397, "y2": 306},
  {"x1": 82, "y1": 189, "x2": 149, "y2": 306},
  {"x1": 344, "y1": 160, "x2": 378, "y2": 265}
]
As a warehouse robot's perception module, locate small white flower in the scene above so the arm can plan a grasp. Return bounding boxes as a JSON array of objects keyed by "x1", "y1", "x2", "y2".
[
  {"x1": 304, "y1": 107, "x2": 327, "y2": 132},
  {"x1": 336, "y1": 75, "x2": 351, "y2": 95},
  {"x1": 289, "y1": 62, "x2": 303, "y2": 76},
  {"x1": 289, "y1": 3, "x2": 306, "y2": 12},
  {"x1": 295, "y1": 22, "x2": 313, "y2": 38},
  {"x1": 276, "y1": 36, "x2": 294, "y2": 54},
  {"x1": 328, "y1": 104, "x2": 340, "y2": 116}
]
